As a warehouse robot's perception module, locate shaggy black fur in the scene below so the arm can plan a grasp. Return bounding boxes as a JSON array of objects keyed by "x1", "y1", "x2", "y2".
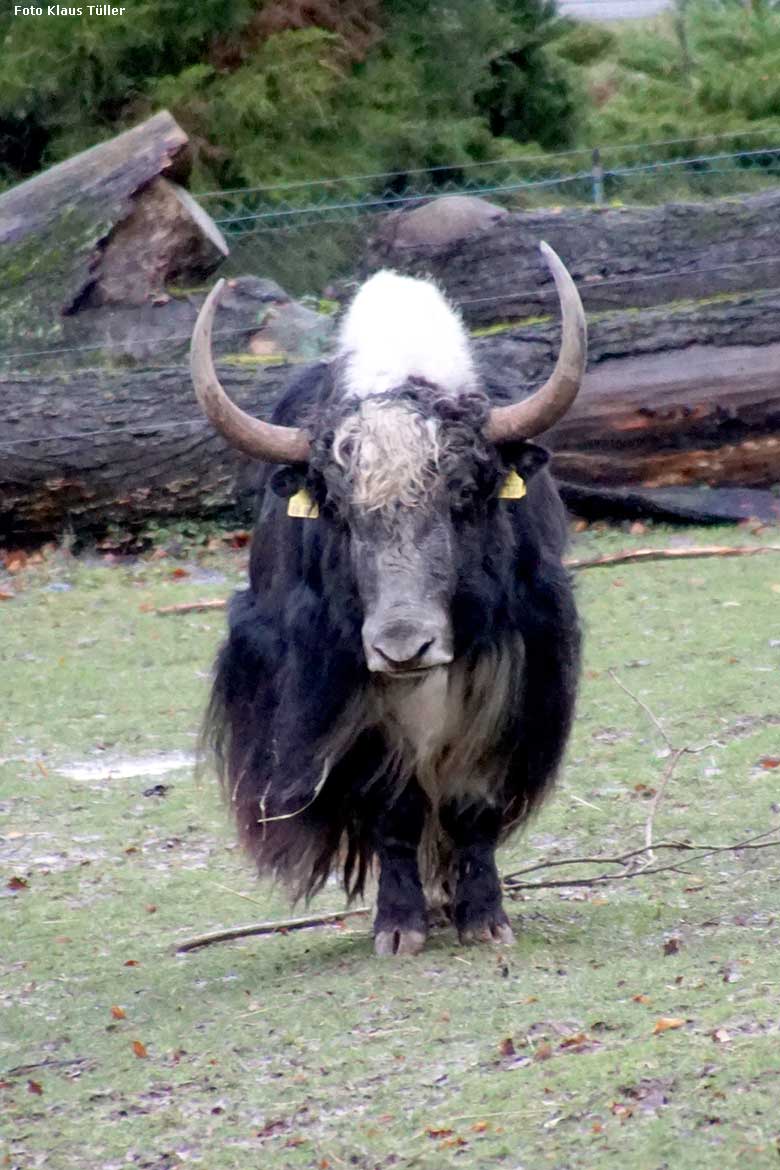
[{"x1": 205, "y1": 361, "x2": 581, "y2": 943}]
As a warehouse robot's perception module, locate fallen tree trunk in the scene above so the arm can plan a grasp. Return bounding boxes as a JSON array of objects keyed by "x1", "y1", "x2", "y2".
[
  {"x1": 0, "y1": 363, "x2": 286, "y2": 540},
  {"x1": 485, "y1": 292, "x2": 780, "y2": 494},
  {"x1": 2, "y1": 290, "x2": 779, "y2": 540},
  {"x1": 365, "y1": 189, "x2": 780, "y2": 326},
  {"x1": 0, "y1": 110, "x2": 228, "y2": 364}
]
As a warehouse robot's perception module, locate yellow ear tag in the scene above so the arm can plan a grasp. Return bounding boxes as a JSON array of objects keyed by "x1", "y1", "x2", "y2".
[
  {"x1": 498, "y1": 470, "x2": 527, "y2": 500},
  {"x1": 287, "y1": 487, "x2": 319, "y2": 519}
]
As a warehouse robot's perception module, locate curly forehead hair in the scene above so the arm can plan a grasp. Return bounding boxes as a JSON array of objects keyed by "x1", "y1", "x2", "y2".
[{"x1": 308, "y1": 377, "x2": 498, "y2": 512}]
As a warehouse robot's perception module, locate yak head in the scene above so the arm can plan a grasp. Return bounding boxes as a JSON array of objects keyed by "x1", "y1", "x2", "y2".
[{"x1": 190, "y1": 245, "x2": 586, "y2": 678}]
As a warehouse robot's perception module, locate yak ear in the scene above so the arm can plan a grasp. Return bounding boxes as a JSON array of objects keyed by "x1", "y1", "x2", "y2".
[
  {"x1": 501, "y1": 440, "x2": 551, "y2": 482},
  {"x1": 269, "y1": 466, "x2": 308, "y2": 499}
]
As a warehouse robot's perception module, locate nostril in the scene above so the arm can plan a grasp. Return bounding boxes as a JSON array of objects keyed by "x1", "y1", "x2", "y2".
[{"x1": 374, "y1": 636, "x2": 434, "y2": 669}]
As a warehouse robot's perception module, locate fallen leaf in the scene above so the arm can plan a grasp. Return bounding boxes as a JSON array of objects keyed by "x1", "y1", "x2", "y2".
[
  {"x1": 27, "y1": 1080, "x2": 43, "y2": 1095},
  {"x1": 426, "y1": 1127, "x2": 454, "y2": 1139},
  {"x1": 533, "y1": 1043, "x2": 553, "y2": 1062},
  {"x1": 633, "y1": 994, "x2": 651, "y2": 1004},
  {"x1": 471, "y1": 1122, "x2": 488, "y2": 1133},
  {"x1": 0, "y1": 590, "x2": 14, "y2": 601},
  {"x1": 611, "y1": 1101, "x2": 635, "y2": 1119},
  {"x1": 4, "y1": 551, "x2": 27, "y2": 573},
  {"x1": 7, "y1": 876, "x2": 28, "y2": 891},
  {"x1": 124, "y1": 959, "x2": 139, "y2": 967},
  {"x1": 131, "y1": 1040, "x2": 148, "y2": 1058},
  {"x1": 759, "y1": 757, "x2": 780, "y2": 770},
  {"x1": 663, "y1": 938, "x2": 681, "y2": 955},
  {"x1": 498, "y1": 1037, "x2": 516, "y2": 1058},
  {"x1": 653, "y1": 1018, "x2": 686, "y2": 1034},
  {"x1": 170, "y1": 567, "x2": 190, "y2": 580},
  {"x1": 111, "y1": 1006, "x2": 126, "y2": 1020},
  {"x1": 560, "y1": 1032, "x2": 587, "y2": 1048}
]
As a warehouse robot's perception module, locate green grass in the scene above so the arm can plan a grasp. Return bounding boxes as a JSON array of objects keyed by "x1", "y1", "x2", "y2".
[{"x1": 2, "y1": 524, "x2": 780, "y2": 1169}]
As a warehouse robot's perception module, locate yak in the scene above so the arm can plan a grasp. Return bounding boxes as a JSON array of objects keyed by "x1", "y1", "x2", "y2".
[{"x1": 191, "y1": 242, "x2": 587, "y2": 956}]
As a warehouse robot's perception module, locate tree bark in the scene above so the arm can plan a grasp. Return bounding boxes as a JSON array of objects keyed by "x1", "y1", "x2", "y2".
[
  {"x1": 3, "y1": 291, "x2": 779, "y2": 540},
  {"x1": 364, "y1": 189, "x2": 780, "y2": 326},
  {"x1": 0, "y1": 111, "x2": 227, "y2": 362}
]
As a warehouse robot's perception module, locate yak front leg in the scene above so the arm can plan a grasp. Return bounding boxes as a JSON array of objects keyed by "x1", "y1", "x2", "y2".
[
  {"x1": 373, "y1": 781, "x2": 428, "y2": 957},
  {"x1": 440, "y1": 799, "x2": 515, "y2": 946}
]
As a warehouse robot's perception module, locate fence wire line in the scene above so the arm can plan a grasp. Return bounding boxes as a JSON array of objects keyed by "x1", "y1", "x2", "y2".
[
  {"x1": 0, "y1": 324, "x2": 265, "y2": 363},
  {"x1": 212, "y1": 147, "x2": 780, "y2": 227},
  {"x1": 4, "y1": 255, "x2": 780, "y2": 365},
  {"x1": 194, "y1": 127, "x2": 780, "y2": 199},
  {"x1": 5, "y1": 279, "x2": 780, "y2": 454},
  {"x1": 214, "y1": 172, "x2": 593, "y2": 226}
]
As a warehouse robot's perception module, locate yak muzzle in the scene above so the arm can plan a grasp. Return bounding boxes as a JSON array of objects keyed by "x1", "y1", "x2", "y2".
[{"x1": 364, "y1": 616, "x2": 453, "y2": 676}]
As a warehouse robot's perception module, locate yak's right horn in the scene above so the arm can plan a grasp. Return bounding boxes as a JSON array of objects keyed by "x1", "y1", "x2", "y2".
[{"x1": 190, "y1": 280, "x2": 311, "y2": 464}]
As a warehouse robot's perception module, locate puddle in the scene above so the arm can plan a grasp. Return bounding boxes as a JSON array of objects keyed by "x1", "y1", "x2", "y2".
[{"x1": 57, "y1": 752, "x2": 196, "y2": 782}]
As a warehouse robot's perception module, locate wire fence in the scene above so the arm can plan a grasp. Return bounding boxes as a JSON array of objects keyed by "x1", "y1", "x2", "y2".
[{"x1": 193, "y1": 129, "x2": 780, "y2": 296}]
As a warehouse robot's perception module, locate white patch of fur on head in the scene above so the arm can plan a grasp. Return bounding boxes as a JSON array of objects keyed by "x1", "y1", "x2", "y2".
[
  {"x1": 333, "y1": 400, "x2": 441, "y2": 511},
  {"x1": 337, "y1": 270, "x2": 477, "y2": 399}
]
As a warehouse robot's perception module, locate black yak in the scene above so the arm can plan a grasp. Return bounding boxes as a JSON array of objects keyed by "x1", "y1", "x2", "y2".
[{"x1": 192, "y1": 243, "x2": 586, "y2": 955}]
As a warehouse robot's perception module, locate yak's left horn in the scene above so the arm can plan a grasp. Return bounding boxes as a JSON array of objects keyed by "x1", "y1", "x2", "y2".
[
  {"x1": 190, "y1": 279, "x2": 311, "y2": 464},
  {"x1": 484, "y1": 242, "x2": 587, "y2": 442}
]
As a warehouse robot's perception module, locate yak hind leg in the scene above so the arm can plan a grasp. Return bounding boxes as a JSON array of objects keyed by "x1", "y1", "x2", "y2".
[
  {"x1": 373, "y1": 781, "x2": 428, "y2": 957},
  {"x1": 440, "y1": 800, "x2": 515, "y2": 946}
]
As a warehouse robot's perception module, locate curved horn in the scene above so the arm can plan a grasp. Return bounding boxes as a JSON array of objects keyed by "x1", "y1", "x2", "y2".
[
  {"x1": 484, "y1": 241, "x2": 587, "y2": 442},
  {"x1": 190, "y1": 279, "x2": 311, "y2": 464}
]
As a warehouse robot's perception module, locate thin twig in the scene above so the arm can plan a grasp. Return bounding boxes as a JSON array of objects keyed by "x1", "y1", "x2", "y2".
[
  {"x1": 5, "y1": 1057, "x2": 90, "y2": 1078},
  {"x1": 174, "y1": 908, "x2": 370, "y2": 953},
  {"x1": 503, "y1": 831, "x2": 780, "y2": 893},
  {"x1": 607, "y1": 673, "x2": 721, "y2": 860},
  {"x1": 209, "y1": 881, "x2": 269, "y2": 908},
  {"x1": 565, "y1": 545, "x2": 780, "y2": 571},
  {"x1": 644, "y1": 746, "x2": 686, "y2": 859},
  {"x1": 502, "y1": 827, "x2": 780, "y2": 881},
  {"x1": 608, "y1": 669, "x2": 677, "y2": 860},
  {"x1": 608, "y1": 667, "x2": 673, "y2": 748},
  {"x1": 153, "y1": 599, "x2": 227, "y2": 615}
]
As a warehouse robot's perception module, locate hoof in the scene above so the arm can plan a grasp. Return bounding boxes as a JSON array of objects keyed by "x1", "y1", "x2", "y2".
[
  {"x1": 374, "y1": 927, "x2": 427, "y2": 957},
  {"x1": 459, "y1": 919, "x2": 515, "y2": 946}
]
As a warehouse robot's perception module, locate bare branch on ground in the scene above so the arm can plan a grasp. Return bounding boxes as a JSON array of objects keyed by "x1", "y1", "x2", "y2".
[
  {"x1": 564, "y1": 544, "x2": 780, "y2": 571},
  {"x1": 174, "y1": 907, "x2": 371, "y2": 953}
]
